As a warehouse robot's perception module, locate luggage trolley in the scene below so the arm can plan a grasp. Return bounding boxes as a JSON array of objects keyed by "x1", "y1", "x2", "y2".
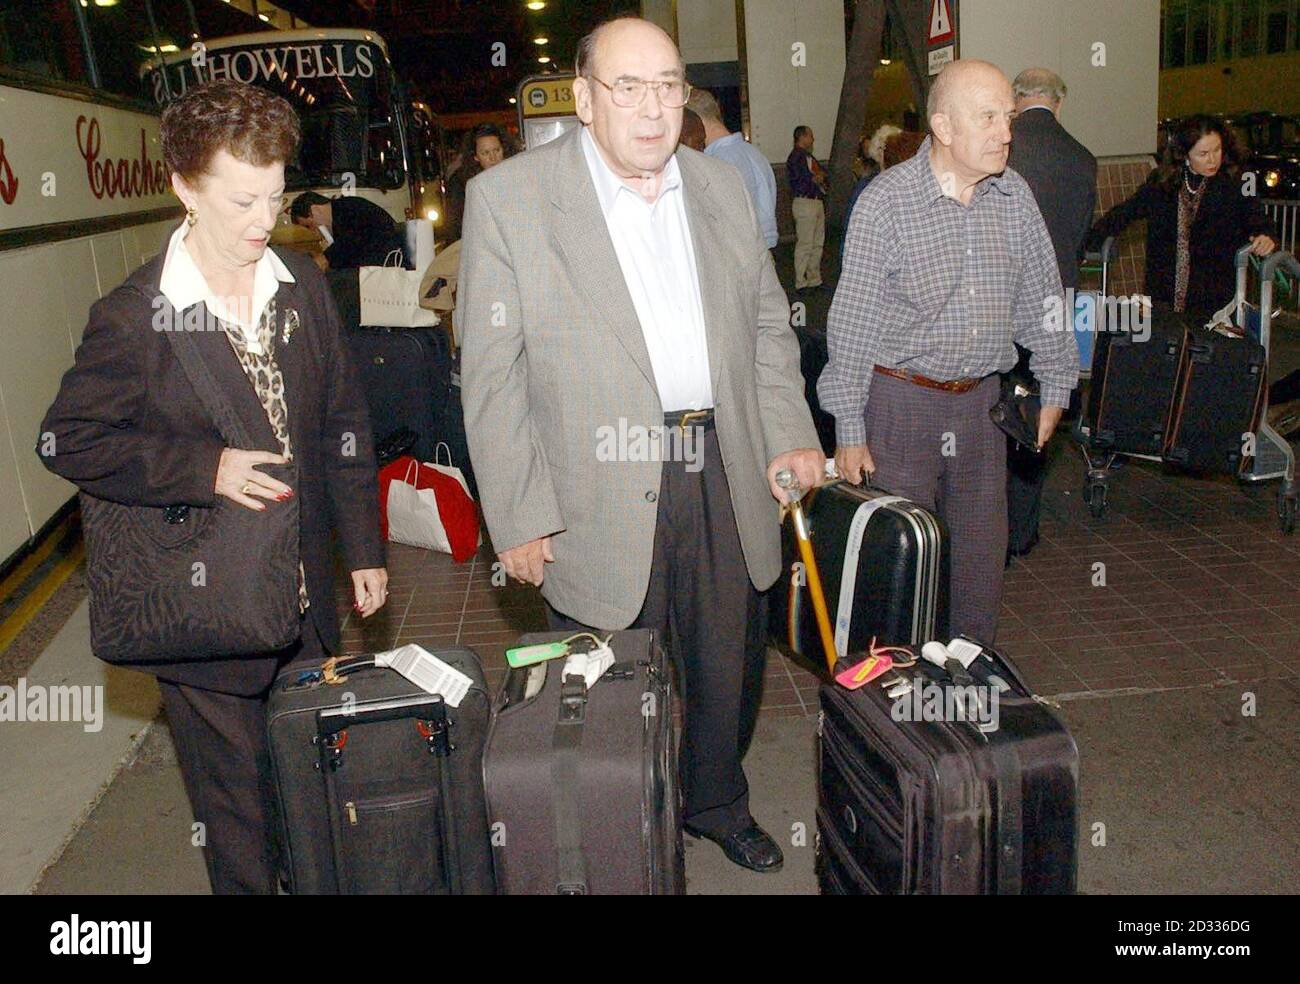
[{"x1": 1074, "y1": 243, "x2": 1298, "y2": 532}]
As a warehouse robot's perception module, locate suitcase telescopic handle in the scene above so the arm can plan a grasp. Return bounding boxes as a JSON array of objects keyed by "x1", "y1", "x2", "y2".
[
  {"x1": 315, "y1": 697, "x2": 449, "y2": 740},
  {"x1": 776, "y1": 470, "x2": 839, "y2": 673}
]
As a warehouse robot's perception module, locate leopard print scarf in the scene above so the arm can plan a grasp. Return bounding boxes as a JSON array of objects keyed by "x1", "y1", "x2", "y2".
[
  {"x1": 219, "y1": 296, "x2": 310, "y2": 614},
  {"x1": 1174, "y1": 171, "x2": 1208, "y2": 313}
]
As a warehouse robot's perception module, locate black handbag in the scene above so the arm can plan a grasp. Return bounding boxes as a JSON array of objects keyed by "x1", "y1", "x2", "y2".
[
  {"x1": 81, "y1": 313, "x2": 303, "y2": 665},
  {"x1": 989, "y1": 372, "x2": 1042, "y2": 452}
]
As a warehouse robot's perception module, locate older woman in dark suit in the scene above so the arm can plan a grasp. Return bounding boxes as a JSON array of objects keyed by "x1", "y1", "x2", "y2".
[{"x1": 38, "y1": 80, "x2": 387, "y2": 894}]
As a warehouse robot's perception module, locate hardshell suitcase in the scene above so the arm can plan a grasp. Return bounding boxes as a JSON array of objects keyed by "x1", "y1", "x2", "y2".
[
  {"x1": 1164, "y1": 329, "x2": 1267, "y2": 474},
  {"x1": 817, "y1": 641, "x2": 1078, "y2": 894},
  {"x1": 267, "y1": 648, "x2": 496, "y2": 894},
  {"x1": 770, "y1": 482, "x2": 950, "y2": 664},
  {"x1": 483, "y1": 630, "x2": 684, "y2": 895},
  {"x1": 1087, "y1": 308, "x2": 1189, "y2": 456}
]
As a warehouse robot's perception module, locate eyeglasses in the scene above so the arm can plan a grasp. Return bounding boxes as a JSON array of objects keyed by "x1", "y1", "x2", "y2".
[{"x1": 585, "y1": 75, "x2": 692, "y2": 109}]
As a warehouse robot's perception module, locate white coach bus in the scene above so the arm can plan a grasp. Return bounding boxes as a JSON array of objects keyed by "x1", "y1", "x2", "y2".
[{"x1": 0, "y1": 0, "x2": 442, "y2": 567}]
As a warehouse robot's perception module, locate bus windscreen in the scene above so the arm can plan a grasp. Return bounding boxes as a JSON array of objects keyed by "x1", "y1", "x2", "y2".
[{"x1": 151, "y1": 40, "x2": 404, "y2": 193}]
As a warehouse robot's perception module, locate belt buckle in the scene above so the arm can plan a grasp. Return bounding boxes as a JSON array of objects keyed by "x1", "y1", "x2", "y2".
[{"x1": 677, "y1": 409, "x2": 709, "y2": 435}]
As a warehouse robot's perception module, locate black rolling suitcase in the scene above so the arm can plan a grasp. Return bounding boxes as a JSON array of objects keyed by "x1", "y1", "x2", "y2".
[
  {"x1": 346, "y1": 325, "x2": 478, "y2": 498},
  {"x1": 483, "y1": 630, "x2": 684, "y2": 895},
  {"x1": 817, "y1": 641, "x2": 1079, "y2": 894},
  {"x1": 769, "y1": 481, "x2": 949, "y2": 664},
  {"x1": 1087, "y1": 308, "x2": 1189, "y2": 456},
  {"x1": 267, "y1": 649, "x2": 496, "y2": 894},
  {"x1": 1164, "y1": 329, "x2": 1266, "y2": 474},
  {"x1": 346, "y1": 326, "x2": 445, "y2": 465}
]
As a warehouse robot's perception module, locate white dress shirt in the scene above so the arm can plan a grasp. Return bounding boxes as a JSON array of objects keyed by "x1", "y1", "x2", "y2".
[
  {"x1": 579, "y1": 126, "x2": 713, "y2": 411},
  {"x1": 158, "y1": 221, "x2": 295, "y2": 355}
]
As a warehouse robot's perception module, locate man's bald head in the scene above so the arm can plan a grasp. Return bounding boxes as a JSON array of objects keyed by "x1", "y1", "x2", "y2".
[
  {"x1": 926, "y1": 59, "x2": 1009, "y2": 128},
  {"x1": 575, "y1": 15, "x2": 684, "y2": 80},
  {"x1": 925, "y1": 59, "x2": 1015, "y2": 191}
]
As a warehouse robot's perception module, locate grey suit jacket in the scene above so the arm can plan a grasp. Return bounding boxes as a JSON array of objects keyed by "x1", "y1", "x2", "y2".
[{"x1": 457, "y1": 126, "x2": 820, "y2": 629}]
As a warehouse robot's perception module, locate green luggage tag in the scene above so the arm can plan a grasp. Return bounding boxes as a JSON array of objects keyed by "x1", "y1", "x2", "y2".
[{"x1": 505, "y1": 641, "x2": 571, "y2": 668}]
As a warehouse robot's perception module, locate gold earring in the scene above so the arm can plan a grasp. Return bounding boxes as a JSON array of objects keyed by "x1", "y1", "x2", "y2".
[{"x1": 186, "y1": 206, "x2": 198, "y2": 227}]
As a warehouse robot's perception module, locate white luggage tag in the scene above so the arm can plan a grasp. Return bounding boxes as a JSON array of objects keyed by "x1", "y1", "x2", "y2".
[
  {"x1": 374, "y1": 644, "x2": 474, "y2": 707},
  {"x1": 561, "y1": 642, "x2": 616, "y2": 690}
]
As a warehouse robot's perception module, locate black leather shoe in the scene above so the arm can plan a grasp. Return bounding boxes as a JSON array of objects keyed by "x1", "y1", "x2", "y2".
[
  {"x1": 1007, "y1": 532, "x2": 1040, "y2": 560},
  {"x1": 684, "y1": 821, "x2": 784, "y2": 873}
]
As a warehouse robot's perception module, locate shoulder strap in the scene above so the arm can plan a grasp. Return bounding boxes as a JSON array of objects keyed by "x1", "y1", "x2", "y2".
[{"x1": 159, "y1": 299, "x2": 255, "y2": 450}]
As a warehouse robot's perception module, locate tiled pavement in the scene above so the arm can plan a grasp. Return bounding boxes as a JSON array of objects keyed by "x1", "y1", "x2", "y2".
[{"x1": 337, "y1": 437, "x2": 1300, "y2": 711}]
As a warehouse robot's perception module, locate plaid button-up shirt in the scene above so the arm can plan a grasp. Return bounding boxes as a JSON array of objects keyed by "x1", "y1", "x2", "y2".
[{"x1": 818, "y1": 135, "x2": 1078, "y2": 447}]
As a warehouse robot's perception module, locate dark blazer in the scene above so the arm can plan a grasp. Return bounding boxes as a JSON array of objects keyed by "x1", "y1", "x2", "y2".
[
  {"x1": 324, "y1": 195, "x2": 404, "y2": 269},
  {"x1": 39, "y1": 242, "x2": 385, "y2": 695},
  {"x1": 1009, "y1": 107, "x2": 1097, "y2": 290},
  {"x1": 1088, "y1": 167, "x2": 1275, "y2": 315}
]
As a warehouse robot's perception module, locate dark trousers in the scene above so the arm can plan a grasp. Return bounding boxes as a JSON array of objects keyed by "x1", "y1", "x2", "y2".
[
  {"x1": 546, "y1": 427, "x2": 759, "y2": 836},
  {"x1": 1007, "y1": 442, "x2": 1045, "y2": 552},
  {"x1": 865, "y1": 372, "x2": 1006, "y2": 643},
  {"x1": 158, "y1": 628, "x2": 322, "y2": 894}
]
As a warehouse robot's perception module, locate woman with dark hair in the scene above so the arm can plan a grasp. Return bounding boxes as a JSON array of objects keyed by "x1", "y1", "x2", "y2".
[
  {"x1": 38, "y1": 80, "x2": 387, "y2": 893},
  {"x1": 443, "y1": 122, "x2": 515, "y2": 240},
  {"x1": 1088, "y1": 114, "x2": 1276, "y2": 315}
]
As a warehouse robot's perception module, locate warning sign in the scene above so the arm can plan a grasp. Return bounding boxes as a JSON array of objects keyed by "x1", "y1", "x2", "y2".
[
  {"x1": 928, "y1": 0, "x2": 955, "y2": 44},
  {"x1": 926, "y1": 0, "x2": 958, "y2": 76}
]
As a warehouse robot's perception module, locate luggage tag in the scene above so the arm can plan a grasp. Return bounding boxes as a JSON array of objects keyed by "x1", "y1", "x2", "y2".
[
  {"x1": 506, "y1": 641, "x2": 570, "y2": 669},
  {"x1": 835, "y1": 653, "x2": 894, "y2": 690}
]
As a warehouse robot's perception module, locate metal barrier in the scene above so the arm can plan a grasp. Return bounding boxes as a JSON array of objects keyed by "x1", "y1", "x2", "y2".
[{"x1": 1262, "y1": 199, "x2": 1299, "y2": 256}]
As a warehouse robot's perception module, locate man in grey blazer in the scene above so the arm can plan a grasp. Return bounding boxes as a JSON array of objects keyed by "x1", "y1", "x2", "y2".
[{"x1": 458, "y1": 15, "x2": 823, "y2": 873}]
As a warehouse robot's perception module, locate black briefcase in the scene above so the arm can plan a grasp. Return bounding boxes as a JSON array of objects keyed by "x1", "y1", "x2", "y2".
[
  {"x1": 483, "y1": 630, "x2": 684, "y2": 895},
  {"x1": 817, "y1": 640, "x2": 1079, "y2": 894},
  {"x1": 769, "y1": 482, "x2": 950, "y2": 667},
  {"x1": 267, "y1": 649, "x2": 496, "y2": 894}
]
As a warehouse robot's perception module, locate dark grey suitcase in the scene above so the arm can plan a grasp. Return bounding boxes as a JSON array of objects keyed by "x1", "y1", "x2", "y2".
[
  {"x1": 267, "y1": 649, "x2": 496, "y2": 894},
  {"x1": 483, "y1": 629, "x2": 684, "y2": 895},
  {"x1": 1164, "y1": 329, "x2": 1267, "y2": 474},
  {"x1": 1087, "y1": 307, "x2": 1189, "y2": 456},
  {"x1": 817, "y1": 639, "x2": 1079, "y2": 894}
]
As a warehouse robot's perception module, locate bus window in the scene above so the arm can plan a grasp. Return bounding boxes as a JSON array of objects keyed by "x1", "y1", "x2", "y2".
[
  {"x1": 81, "y1": 0, "x2": 175, "y2": 102},
  {"x1": 0, "y1": 0, "x2": 90, "y2": 84}
]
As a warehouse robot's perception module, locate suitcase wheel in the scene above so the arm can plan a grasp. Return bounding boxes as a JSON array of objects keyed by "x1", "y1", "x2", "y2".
[
  {"x1": 1278, "y1": 489, "x2": 1297, "y2": 535},
  {"x1": 1083, "y1": 478, "x2": 1109, "y2": 519}
]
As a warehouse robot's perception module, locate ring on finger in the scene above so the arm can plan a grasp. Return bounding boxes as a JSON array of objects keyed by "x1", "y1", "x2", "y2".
[{"x1": 240, "y1": 481, "x2": 255, "y2": 496}]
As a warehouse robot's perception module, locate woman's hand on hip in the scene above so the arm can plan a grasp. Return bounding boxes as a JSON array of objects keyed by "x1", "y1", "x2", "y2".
[
  {"x1": 215, "y1": 448, "x2": 292, "y2": 510},
  {"x1": 1249, "y1": 234, "x2": 1277, "y2": 256},
  {"x1": 351, "y1": 568, "x2": 388, "y2": 618}
]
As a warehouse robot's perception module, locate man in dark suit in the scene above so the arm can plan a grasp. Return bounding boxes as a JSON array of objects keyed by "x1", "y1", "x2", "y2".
[
  {"x1": 290, "y1": 191, "x2": 404, "y2": 271},
  {"x1": 1006, "y1": 68, "x2": 1096, "y2": 559}
]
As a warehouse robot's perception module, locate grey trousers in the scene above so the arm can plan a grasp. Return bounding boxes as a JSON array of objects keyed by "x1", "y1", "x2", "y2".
[{"x1": 864, "y1": 372, "x2": 1006, "y2": 643}]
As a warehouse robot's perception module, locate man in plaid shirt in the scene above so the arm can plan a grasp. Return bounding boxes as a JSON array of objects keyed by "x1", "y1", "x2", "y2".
[{"x1": 819, "y1": 60, "x2": 1078, "y2": 642}]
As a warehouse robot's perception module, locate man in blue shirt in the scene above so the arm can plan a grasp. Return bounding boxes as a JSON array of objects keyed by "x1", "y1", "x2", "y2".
[
  {"x1": 787, "y1": 125, "x2": 826, "y2": 290},
  {"x1": 688, "y1": 89, "x2": 778, "y2": 249}
]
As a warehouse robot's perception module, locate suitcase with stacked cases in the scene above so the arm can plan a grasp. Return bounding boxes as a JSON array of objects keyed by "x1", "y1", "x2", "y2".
[
  {"x1": 483, "y1": 630, "x2": 684, "y2": 895},
  {"x1": 267, "y1": 649, "x2": 496, "y2": 894},
  {"x1": 1164, "y1": 329, "x2": 1267, "y2": 474},
  {"x1": 817, "y1": 640, "x2": 1079, "y2": 894},
  {"x1": 1087, "y1": 308, "x2": 1189, "y2": 456},
  {"x1": 770, "y1": 481, "x2": 950, "y2": 663}
]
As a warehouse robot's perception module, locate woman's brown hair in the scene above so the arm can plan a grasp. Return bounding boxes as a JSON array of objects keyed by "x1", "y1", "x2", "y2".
[
  {"x1": 1153, "y1": 114, "x2": 1243, "y2": 191},
  {"x1": 160, "y1": 79, "x2": 300, "y2": 183}
]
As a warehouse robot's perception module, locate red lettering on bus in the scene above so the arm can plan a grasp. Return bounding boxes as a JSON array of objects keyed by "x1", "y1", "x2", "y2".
[{"x1": 77, "y1": 116, "x2": 167, "y2": 200}]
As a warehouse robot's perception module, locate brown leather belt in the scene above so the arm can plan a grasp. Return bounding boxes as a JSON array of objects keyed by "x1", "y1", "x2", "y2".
[{"x1": 873, "y1": 365, "x2": 985, "y2": 394}]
